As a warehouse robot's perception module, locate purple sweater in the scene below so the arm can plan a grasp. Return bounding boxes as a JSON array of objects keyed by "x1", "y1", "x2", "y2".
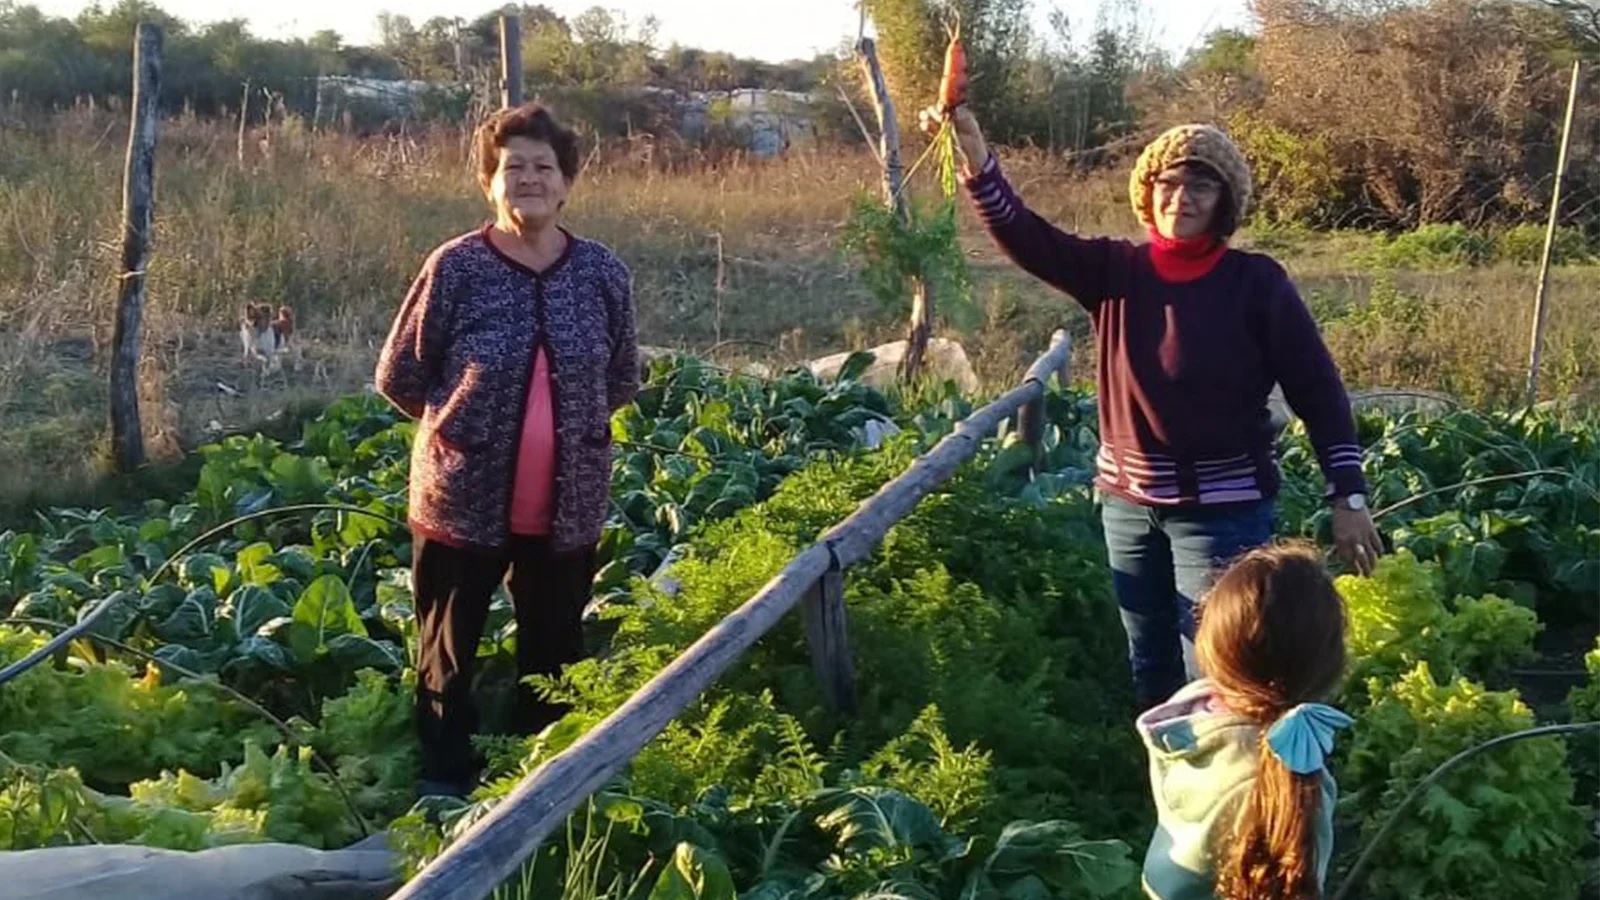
[{"x1": 965, "y1": 154, "x2": 1366, "y2": 506}]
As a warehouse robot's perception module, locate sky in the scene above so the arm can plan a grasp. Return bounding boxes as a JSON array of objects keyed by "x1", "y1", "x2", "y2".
[{"x1": 28, "y1": 1, "x2": 1254, "y2": 61}]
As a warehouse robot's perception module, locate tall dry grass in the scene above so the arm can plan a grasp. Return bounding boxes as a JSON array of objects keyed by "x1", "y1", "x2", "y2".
[{"x1": 0, "y1": 107, "x2": 1595, "y2": 509}]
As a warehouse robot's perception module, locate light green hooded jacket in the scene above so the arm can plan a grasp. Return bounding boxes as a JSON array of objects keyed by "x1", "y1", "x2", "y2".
[{"x1": 1135, "y1": 679, "x2": 1338, "y2": 900}]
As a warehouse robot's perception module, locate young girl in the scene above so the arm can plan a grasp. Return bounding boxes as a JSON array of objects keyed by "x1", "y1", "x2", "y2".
[{"x1": 1136, "y1": 542, "x2": 1353, "y2": 900}]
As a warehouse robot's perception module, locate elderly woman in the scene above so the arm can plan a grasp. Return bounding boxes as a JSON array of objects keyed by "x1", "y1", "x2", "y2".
[
  {"x1": 375, "y1": 103, "x2": 638, "y2": 796},
  {"x1": 936, "y1": 106, "x2": 1383, "y2": 710}
]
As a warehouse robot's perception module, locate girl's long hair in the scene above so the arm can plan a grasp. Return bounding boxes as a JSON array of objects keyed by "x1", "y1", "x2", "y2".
[{"x1": 1195, "y1": 542, "x2": 1348, "y2": 900}]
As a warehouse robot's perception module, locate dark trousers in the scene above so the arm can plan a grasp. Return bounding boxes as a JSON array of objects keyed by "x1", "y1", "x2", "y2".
[
  {"x1": 411, "y1": 533, "x2": 596, "y2": 785},
  {"x1": 1100, "y1": 493, "x2": 1276, "y2": 710}
]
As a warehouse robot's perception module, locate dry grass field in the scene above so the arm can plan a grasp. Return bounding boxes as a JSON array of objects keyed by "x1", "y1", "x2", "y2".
[{"x1": 1, "y1": 107, "x2": 1596, "y2": 511}]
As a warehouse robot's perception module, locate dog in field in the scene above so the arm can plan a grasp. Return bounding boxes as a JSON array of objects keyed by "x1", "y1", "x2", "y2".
[{"x1": 239, "y1": 303, "x2": 301, "y2": 379}]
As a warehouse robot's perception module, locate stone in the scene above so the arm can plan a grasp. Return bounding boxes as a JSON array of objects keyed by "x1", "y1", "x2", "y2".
[{"x1": 807, "y1": 339, "x2": 980, "y2": 395}]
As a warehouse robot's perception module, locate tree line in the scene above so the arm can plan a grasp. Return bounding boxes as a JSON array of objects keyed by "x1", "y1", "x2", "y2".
[{"x1": 1, "y1": 0, "x2": 1596, "y2": 230}]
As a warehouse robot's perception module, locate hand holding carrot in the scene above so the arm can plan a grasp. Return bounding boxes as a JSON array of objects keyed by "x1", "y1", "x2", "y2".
[
  {"x1": 919, "y1": 105, "x2": 989, "y2": 172},
  {"x1": 916, "y1": 20, "x2": 989, "y2": 173}
]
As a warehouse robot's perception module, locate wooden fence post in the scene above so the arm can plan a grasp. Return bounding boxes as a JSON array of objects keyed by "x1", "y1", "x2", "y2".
[
  {"x1": 109, "y1": 22, "x2": 163, "y2": 473},
  {"x1": 1017, "y1": 329, "x2": 1071, "y2": 473},
  {"x1": 855, "y1": 36, "x2": 933, "y2": 385},
  {"x1": 802, "y1": 563, "x2": 856, "y2": 714},
  {"x1": 235, "y1": 79, "x2": 250, "y2": 165},
  {"x1": 499, "y1": 14, "x2": 523, "y2": 108},
  {"x1": 1525, "y1": 59, "x2": 1581, "y2": 408}
]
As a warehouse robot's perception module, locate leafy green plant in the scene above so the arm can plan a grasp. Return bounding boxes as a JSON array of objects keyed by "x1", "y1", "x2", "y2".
[
  {"x1": 0, "y1": 625, "x2": 277, "y2": 786},
  {"x1": 1334, "y1": 550, "x2": 1540, "y2": 701},
  {"x1": 1494, "y1": 224, "x2": 1594, "y2": 267},
  {"x1": 311, "y1": 668, "x2": 420, "y2": 824},
  {"x1": 838, "y1": 191, "x2": 975, "y2": 331},
  {"x1": 1364, "y1": 223, "x2": 1497, "y2": 269},
  {"x1": 1338, "y1": 663, "x2": 1588, "y2": 900}
]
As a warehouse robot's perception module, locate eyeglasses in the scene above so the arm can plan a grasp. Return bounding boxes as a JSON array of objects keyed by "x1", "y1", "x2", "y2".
[{"x1": 1153, "y1": 175, "x2": 1222, "y2": 199}]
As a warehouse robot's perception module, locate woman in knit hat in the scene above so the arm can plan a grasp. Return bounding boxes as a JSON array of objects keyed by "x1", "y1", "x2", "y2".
[{"x1": 927, "y1": 105, "x2": 1384, "y2": 711}]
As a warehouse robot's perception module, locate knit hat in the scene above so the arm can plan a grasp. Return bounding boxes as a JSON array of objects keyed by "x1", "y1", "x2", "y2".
[{"x1": 1129, "y1": 124, "x2": 1253, "y2": 237}]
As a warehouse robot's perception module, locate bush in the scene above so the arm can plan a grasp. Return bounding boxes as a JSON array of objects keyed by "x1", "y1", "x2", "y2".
[
  {"x1": 1494, "y1": 224, "x2": 1594, "y2": 266},
  {"x1": 1226, "y1": 110, "x2": 1345, "y2": 229},
  {"x1": 1367, "y1": 223, "x2": 1497, "y2": 269}
]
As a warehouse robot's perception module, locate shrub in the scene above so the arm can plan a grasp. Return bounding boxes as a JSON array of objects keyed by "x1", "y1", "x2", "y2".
[
  {"x1": 1367, "y1": 223, "x2": 1497, "y2": 269},
  {"x1": 1226, "y1": 110, "x2": 1344, "y2": 229},
  {"x1": 1494, "y1": 224, "x2": 1594, "y2": 266}
]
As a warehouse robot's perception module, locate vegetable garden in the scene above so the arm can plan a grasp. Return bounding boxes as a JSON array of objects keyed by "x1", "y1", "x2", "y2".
[{"x1": 0, "y1": 352, "x2": 1594, "y2": 899}]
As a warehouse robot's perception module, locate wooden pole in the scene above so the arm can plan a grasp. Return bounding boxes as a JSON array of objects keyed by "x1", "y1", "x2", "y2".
[
  {"x1": 855, "y1": 36, "x2": 934, "y2": 385},
  {"x1": 801, "y1": 564, "x2": 855, "y2": 713},
  {"x1": 499, "y1": 14, "x2": 523, "y2": 108},
  {"x1": 855, "y1": 38, "x2": 904, "y2": 216},
  {"x1": 1524, "y1": 59, "x2": 1581, "y2": 408},
  {"x1": 1017, "y1": 329, "x2": 1072, "y2": 473},
  {"x1": 389, "y1": 331, "x2": 1073, "y2": 900},
  {"x1": 235, "y1": 79, "x2": 250, "y2": 165},
  {"x1": 109, "y1": 22, "x2": 162, "y2": 473}
]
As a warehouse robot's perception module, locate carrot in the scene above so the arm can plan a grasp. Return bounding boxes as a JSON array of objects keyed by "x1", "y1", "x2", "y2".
[{"x1": 938, "y1": 20, "x2": 967, "y2": 114}]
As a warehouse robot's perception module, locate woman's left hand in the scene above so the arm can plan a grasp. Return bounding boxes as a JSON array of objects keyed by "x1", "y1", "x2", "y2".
[{"x1": 1332, "y1": 506, "x2": 1384, "y2": 577}]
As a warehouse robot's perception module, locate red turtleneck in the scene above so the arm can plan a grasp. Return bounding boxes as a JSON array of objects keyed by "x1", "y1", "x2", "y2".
[{"x1": 1146, "y1": 228, "x2": 1227, "y2": 283}]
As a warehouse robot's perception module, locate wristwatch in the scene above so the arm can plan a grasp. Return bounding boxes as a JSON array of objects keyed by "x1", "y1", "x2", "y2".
[{"x1": 1335, "y1": 493, "x2": 1368, "y2": 511}]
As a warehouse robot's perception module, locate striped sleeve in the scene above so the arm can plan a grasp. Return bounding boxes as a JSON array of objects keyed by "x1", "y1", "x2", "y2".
[
  {"x1": 1260, "y1": 263, "x2": 1368, "y2": 500},
  {"x1": 961, "y1": 153, "x2": 1120, "y2": 312}
]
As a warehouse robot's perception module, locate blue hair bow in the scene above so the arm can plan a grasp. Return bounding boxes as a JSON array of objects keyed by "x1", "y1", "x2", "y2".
[{"x1": 1266, "y1": 703, "x2": 1354, "y2": 775}]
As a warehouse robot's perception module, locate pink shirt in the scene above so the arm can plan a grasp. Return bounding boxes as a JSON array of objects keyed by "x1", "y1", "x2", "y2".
[{"x1": 509, "y1": 347, "x2": 556, "y2": 536}]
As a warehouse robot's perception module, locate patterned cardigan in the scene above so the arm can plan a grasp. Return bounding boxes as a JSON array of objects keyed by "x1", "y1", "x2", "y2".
[{"x1": 375, "y1": 225, "x2": 639, "y2": 554}]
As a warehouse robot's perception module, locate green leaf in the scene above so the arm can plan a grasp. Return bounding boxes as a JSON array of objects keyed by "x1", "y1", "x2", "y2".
[
  {"x1": 153, "y1": 643, "x2": 226, "y2": 676},
  {"x1": 153, "y1": 590, "x2": 216, "y2": 644},
  {"x1": 648, "y1": 843, "x2": 737, "y2": 900},
  {"x1": 326, "y1": 633, "x2": 405, "y2": 673},
  {"x1": 139, "y1": 584, "x2": 187, "y2": 621},
  {"x1": 236, "y1": 543, "x2": 282, "y2": 586},
  {"x1": 808, "y1": 787, "x2": 951, "y2": 856},
  {"x1": 290, "y1": 575, "x2": 366, "y2": 661},
  {"x1": 269, "y1": 548, "x2": 319, "y2": 582},
  {"x1": 179, "y1": 553, "x2": 233, "y2": 595},
  {"x1": 222, "y1": 585, "x2": 292, "y2": 638},
  {"x1": 135, "y1": 520, "x2": 167, "y2": 550},
  {"x1": 339, "y1": 506, "x2": 388, "y2": 547},
  {"x1": 984, "y1": 821, "x2": 1136, "y2": 898},
  {"x1": 268, "y1": 453, "x2": 334, "y2": 502},
  {"x1": 70, "y1": 543, "x2": 126, "y2": 575},
  {"x1": 77, "y1": 590, "x2": 142, "y2": 642},
  {"x1": 229, "y1": 635, "x2": 293, "y2": 674}
]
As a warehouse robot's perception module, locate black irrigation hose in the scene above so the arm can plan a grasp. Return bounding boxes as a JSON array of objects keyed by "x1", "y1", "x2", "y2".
[
  {"x1": 1, "y1": 615, "x2": 372, "y2": 840},
  {"x1": 1371, "y1": 468, "x2": 1600, "y2": 521},
  {"x1": 1329, "y1": 721, "x2": 1600, "y2": 900},
  {"x1": 0, "y1": 503, "x2": 407, "y2": 689}
]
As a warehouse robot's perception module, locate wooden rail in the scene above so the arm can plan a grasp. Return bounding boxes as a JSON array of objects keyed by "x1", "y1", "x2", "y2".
[{"x1": 390, "y1": 329, "x2": 1073, "y2": 900}]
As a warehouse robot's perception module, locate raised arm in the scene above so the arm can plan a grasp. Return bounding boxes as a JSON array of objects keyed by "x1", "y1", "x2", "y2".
[
  {"x1": 375, "y1": 249, "x2": 454, "y2": 420},
  {"x1": 940, "y1": 106, "x2": 1121, "y2": 311}
]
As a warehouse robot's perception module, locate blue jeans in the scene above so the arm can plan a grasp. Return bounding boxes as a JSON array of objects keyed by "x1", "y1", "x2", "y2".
[{"x1": 1099, "y1": 492, "x2": 1276, "y2": 709}]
